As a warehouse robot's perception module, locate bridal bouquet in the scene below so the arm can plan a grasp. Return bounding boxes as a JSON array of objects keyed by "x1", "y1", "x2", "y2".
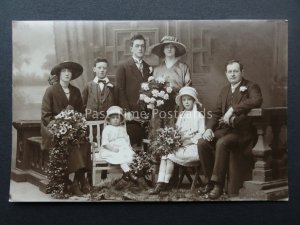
[
  {"x1": 46, "y1": 108, "x2": 88, "y2": 198},
  {"x1": 149, "y1": 126, "x2": 183, "y2": 157},
  {"x1": 47, "y1": 109, "x2": 88, "y2": 147},
  {"x1": 129, "y1": 151, "x2": 155, "y2": 178},
  {"x1": 139, "y1": 76, "x2": 175, "y2": 112}
]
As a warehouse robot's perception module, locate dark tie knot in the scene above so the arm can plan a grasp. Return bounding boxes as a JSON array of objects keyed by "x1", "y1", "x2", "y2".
[{"x1": 98, "y1": 79, "x2": 107, "y2": 84}]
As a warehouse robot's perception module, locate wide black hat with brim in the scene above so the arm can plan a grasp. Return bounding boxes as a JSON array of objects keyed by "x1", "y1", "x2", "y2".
[
  {"x1": 51, "y1": 61, "x2": 83, "y2": 80},
  {"x1": 150, "y1": 36, "x2": 187, "y2": 58}
]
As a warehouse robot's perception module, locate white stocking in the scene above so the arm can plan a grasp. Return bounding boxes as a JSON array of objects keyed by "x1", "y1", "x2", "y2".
[
  {"x1": 120, "y1": 163, "x2": 130, "y2": 172},
  {"x1": 157, "y1": 159, "x2": 167, "y2": 183},
  {"x1": 164, "y1": 160, "x2": 174, "y2": 183}
]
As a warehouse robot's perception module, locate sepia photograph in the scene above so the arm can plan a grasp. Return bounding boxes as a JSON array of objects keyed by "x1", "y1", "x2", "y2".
[{"x1": 10, "y1": 20, "x2": 288, "y2": 202}]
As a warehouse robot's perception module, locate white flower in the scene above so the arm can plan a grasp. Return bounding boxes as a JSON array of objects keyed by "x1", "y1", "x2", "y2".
[
  {"x1": 240, "y1": 86, "x2": 248, "y2": 92},
  {"x1": 148, "y1": 76, "x2": 154, "y2": 82},
  {"x1": 166, "y1": 87, "x2": 172, "y2": 93},
  {"x1": 151, "y1": 89, "x2": 159, "y2": 97},
  {"x1": 149, "y1": 66, "x2": 153, "y2": 74},
  {"x1": 158, "y1": 90, "x2": 165, "y2": 98},
  {"x1": 141, "y1": 82, "x2": 150, "y2": 91},
  {"x1": 163, "y1": 94, "x2": 169, "y2": 100},
  {"x1": 156, "y1": 77, "x2": 165, "y2": 84},
  {"x1": 144, "y1": 96, "x2": 151, "y2": 103},
  {"x1": 156, "y1": 100, "x2": 164, "y2": 107},
  {"x1": 150, "y1": 97, "x2": 156, "y2": 103},
  {"x1": 147, "y1": 103, "x2": 155, "y2": 109},
  {"x1": 139, "y1": 94, "x2": 146, "y2": 101},
  {"x1": 60, "y1": 127, "x2": 67, "y2": 135},
  {"x1": 107, "y1": 83, "x2": 114, "y2": 88}
]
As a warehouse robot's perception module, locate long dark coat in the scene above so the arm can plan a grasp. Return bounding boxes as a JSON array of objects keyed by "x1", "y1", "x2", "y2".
[{"x1": 41, "y1": 83, "x2": 90, "y2": 173}]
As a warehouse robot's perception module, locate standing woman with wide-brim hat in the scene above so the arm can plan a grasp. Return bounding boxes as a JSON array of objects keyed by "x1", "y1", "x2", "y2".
[
  {"x1": 150, "y1": 36, "x2": 192, "y2": 127},
  {"x1": 41, "y1": 61, "x2": 91, "y2": 197},
  {"x1": 150, "y1": 36, "x2": 192, "y2": 92}
]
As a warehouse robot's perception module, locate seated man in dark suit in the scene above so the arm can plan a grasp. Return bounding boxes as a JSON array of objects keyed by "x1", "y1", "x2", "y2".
[{"x1": 198, "y1": 60, "x2": 263, "y2": 199}]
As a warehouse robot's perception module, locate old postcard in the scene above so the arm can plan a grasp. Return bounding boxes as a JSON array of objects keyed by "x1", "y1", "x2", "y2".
[{"x1": 10, "y1": 20, "x2": 288, "y2": 202}]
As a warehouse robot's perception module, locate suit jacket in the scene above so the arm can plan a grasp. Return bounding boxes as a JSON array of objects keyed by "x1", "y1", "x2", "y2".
[
  {"x1": 207, "y1": 78, "x2": 263, "y2": 133},
  {"x1": 116, "y1": 57, "x2": 151, "y2": 112},
  {"x1": 41, "y1": 83, "x2": 84, "y2": 150},
  {"x1": 82, "y1": 80, "x2": 116, "y2": 120}
]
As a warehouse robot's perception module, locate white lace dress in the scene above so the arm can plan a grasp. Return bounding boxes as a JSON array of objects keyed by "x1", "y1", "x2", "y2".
[
  {"x1": 167, "y1": 110, "x2": 205, "y2": 166},
  {"x1": 99, "y1": 125, "x2": 135, "y2": 165}
]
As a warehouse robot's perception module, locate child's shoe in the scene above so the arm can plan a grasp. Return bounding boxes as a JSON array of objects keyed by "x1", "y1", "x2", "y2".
[
  {"x1": 128, "y1": 171, "x2": 138, "y2": 182},
  {"x1": 149, "y1": 182, "x2": 166, "y2": 195}
]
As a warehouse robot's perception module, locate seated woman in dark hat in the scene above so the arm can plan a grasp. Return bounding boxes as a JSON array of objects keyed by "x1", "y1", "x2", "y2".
[{"x1": 41, "y1": 61, "x2": 91, "y2": 196}]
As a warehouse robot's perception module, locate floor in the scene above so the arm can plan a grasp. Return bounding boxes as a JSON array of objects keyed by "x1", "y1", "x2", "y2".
[
  {"x1": 9, "y1": 179, "x2": 288, "y2": 202},
  {"x1": 9, "y1": 180, "x2": 90, "y2": 202}
]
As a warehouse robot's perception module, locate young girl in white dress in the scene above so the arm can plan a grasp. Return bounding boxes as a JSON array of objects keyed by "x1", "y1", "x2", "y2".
[
  {"x1": 99, "y1": 106, "x2": 138, "y2": 182},
  {"x1": 150, "y1": 86, "x2": 205, "y2": 194}
]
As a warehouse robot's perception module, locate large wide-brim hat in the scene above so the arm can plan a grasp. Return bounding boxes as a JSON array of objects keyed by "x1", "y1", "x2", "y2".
[
  {"x1": 175, "y1": 86, "x2": 202, "y2": 108},
  {"x1": 105, "y1": 106, "x2": 125, "y2": 124},
  {"x1": 51, "y1": 61, "x2": 83, "y2": 80},
  {"x1": 150, "y1": 36, "x2": 187, "y2": 58}
]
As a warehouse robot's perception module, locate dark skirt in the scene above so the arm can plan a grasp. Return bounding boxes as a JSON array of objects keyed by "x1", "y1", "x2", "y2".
[{"x1": 67, "y1": 143, "x2": 92, "y2": 173}]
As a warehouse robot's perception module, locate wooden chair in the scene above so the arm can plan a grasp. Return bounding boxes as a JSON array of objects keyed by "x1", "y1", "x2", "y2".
[
  {"x1": 176, "y1": 163, "x2": 203, "y2": 191},
  {"x1": 86, "y1": 120, "x2": 121, "y2": 186}
]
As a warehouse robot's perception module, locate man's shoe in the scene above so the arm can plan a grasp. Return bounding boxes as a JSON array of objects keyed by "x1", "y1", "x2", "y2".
[
  {"x1": 149, "y1": 183, "x2": 166, "y2": 195},
  {"x1": 198, "y1": 182, "x2": 214, "y2": 194},
  {"x1": 208, "y1": 185, "x2": 223, "y2": 200}
]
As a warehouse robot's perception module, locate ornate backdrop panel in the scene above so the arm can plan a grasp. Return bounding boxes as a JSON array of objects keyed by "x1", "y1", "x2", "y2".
[{"x1": 54, "y1": 20, "x2": 287, "y2": 110}]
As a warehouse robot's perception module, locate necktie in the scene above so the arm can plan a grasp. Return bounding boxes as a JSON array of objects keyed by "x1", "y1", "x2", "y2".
[
  {"x1": 135, "y1": 60, "x2": 144, "y2": 76},
  {"x1": 98, "y1": 79, "x2": 107, "y2": 92},
  {"x1": 98, "y1": 79, "x2": 107, "y2": 84}
]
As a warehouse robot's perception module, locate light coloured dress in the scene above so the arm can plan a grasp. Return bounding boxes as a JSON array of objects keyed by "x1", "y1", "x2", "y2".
[
  {"x1": 151, "y1": 60, "x2": 192, "y2": 132},
  {"x1": 98, "y1": 125, "x2": 135, "y2": 165},
  {"x1": 153, "y1": 60, "x2": 192, "y2": 92},
  {"x1": 167, "y1": 110, "x2": 205, "y2": 166}
]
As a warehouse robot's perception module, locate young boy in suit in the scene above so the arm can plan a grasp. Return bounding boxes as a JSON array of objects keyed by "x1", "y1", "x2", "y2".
[
  {"x1": 82, "y1": 58, "x2": 117, "y2": 181},
  {"x1": 82, "y1": 58, "x2": 116, "y2": 120}
]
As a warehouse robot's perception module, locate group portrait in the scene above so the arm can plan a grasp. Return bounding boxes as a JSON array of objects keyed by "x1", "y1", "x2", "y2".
[{"x1": 10, "y1": 20, "x2": 288, "y2": 202}]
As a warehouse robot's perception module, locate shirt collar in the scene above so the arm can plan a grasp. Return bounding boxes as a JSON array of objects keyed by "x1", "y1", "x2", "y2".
[
  {"x1": 132, "y1": 55, "x2": 143, "y2": 64},
  {"x1": 93, "y1": 76, "x2": 109, "y2": 84}
]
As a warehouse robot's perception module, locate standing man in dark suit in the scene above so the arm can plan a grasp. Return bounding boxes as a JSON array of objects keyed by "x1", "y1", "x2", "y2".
[
  {"x1": 197, "y1": 60, "x2": 263, "y2": 199},
  {"x1": 116, "y1": 34, "x2": 152, "y2": 147}
]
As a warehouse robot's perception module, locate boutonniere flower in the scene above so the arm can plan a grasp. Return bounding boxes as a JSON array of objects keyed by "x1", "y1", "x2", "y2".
[
  {"x1": 239, "y1": 86, "x2": 247, "y2": 92},
  {"x1": 149, "y1": 66, "x2": 153, "y2": 74},
  {"x1": 107, "y1": 83, "x2": 114, "y2": 88}
]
